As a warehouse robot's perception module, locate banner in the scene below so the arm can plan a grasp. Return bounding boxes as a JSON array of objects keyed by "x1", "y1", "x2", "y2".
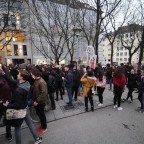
[
  {"x1": 86, "y1": 45, "x2": 95, "y2": 61},
  {"x1": 86, "y1": 45, "x2": 97, "y2": 69},
  {"x1": 89, "y1": 55, "x2": 97, "y2": 69}
]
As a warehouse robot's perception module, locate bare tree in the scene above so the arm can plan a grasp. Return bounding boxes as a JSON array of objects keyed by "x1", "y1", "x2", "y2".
[{"x1": 0, "y1": 0, "x2": 23, "y2": 50}]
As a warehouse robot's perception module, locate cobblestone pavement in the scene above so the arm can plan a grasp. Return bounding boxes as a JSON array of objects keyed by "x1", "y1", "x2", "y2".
[{"x1": 0, "y1": 85, "x2": 138, "y2": 135}]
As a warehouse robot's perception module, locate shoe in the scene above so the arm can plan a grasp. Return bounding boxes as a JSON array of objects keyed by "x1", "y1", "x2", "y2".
[
  {"x1": 6, "y1": 135, "x2": 13, "y2": 142},
  {"x1": 98, "y1": 103, "x2": 103, "y2": 107},
  {"x1": 91, "y1": 107, "x2": 94, "y2": 112},
  {"x1": 74, "y1": 98, "x2": 77, "y2": 101},
  {"x1": 34, "y1": 137, "x2": 42, "y2": 144},
  {"x1": 85, "y1": 108, "x2": 88, "y2": 112},
  {"x1": 117, "y1": 107, "x2": 123, "y2": 111},
  {"x1": 61, "y1": 97, "x2": 63, "y2": 100},
  {"x1": 67, "y1": 103, "x2": 73, "y2": 106},
  {"x1": 38, "y1": 128, "x2": 47, "y2": 136},
  {"x1": 55, "y1": 98, "x2": 58, "y2": 101},
  {"x1": 113, "y1": 105, "x2": 117, "y2": 109}
]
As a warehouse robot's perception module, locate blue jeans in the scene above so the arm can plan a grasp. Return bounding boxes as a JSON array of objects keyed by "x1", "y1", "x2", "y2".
[
  {"x1": 109, "y1": 78, "x2": 112, "y2": 90},
  {"x1": 25, "y1": 108, "x2": 39, "y2": 140},
  {"x1": 66, "y1": 87, "x2": 73, "y2": 104}
]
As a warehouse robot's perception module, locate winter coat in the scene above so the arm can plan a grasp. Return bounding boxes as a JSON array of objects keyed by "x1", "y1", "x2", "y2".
[
  {"x1": 97, "y1": 76, "x2": 106, "y2": 88},
  {"x1": 72, "y1": 70, "x2": 81, "y2": 87},
  {"x1": 48, "y1": 74, "x2": 56, "y2": 93},
  {"x1": 127, "y1": 74, "x2": 137, "y2": 88},
  {"x1": 138, "y1": 76, "x2": 144, "y2": 93},
  {"x1": 7, "y1": 81, "x2": 30, "y2": 109},
  {"x1": 33, "y1": 77, "x2": 48, "y2": 105},
  {"x1": 0, "y1": 76, "x2": 11, "y2": 103},
  {"x1": 64, "y1": 70, "x2": 73, "y2": 88},
  {"x1": 80, "y1": 75, "x2": 97, "y2": 97},
  {"x1": 113, "y1": 74, "x2": 126, "y2": 88}
]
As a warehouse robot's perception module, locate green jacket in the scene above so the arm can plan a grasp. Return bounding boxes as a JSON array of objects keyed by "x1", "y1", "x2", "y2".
[{"x1": 34, "y1": 77, "x2": 48, "y2": 105}]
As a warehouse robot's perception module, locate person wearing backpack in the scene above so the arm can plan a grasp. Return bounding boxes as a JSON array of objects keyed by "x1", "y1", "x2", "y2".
[
  {"x1": 48, "y1": 69, "x2": 56, "y2": 110},
  {"x1": 80, "y1": 71, "x2": 97, "y2": 112}
]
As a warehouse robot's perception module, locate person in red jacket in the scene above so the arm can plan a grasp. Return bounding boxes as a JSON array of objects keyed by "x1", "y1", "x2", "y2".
[{"x1": 113, "y1": 66, "x2": 126, "y2": 110}]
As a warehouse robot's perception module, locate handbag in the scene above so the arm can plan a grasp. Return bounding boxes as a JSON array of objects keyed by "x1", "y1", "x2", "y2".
[{"x1": 6, "y1": 108, "x2": 27, "y2": 120}]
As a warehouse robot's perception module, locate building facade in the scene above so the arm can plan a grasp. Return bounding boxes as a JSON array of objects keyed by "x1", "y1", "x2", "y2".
[{"x1": 103, "y1": 24, "x2": 144, "y2": 65}]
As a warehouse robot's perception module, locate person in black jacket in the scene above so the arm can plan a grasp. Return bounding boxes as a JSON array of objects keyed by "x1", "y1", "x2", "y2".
[
  {"x1": 126, "y1": 69, "x2": 137, "y2": 102},
  {"x1": 54, "y1": 67, "x2": 63, "y2": 101},
  {"x1": 48, "y1": 69, "x2": 56, "y2": 110},
  {"x1": 137, "y1": 70, "x2": 144, "y2": 112},
  {"x1": 72, "y1": 65, "x2": 81, "y2": 101},
  {"x1": 5, "y1": 70, "x2": 30, "y2": 144}
]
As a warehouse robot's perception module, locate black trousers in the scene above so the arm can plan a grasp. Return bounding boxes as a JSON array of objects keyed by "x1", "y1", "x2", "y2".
[
  {"x1": 0, "y1": 104, "x2": 6, "y2": 122},
  {"x1": 138, "y1": 92, "x2": 144, "y2": 109},
  {"x1": 72, "y1": 85, "x2": 79, "y2": 100},
  {"x1": 114, "y1": 85, "x2": 123, "y2": 107},
  {"x1": 56, "y1": 83, "x2": 63, "y2": 100},
  {"x1": 127, "y1": 87, "x2": 134, "y2": 101},
  {"x1": 97, "y1": 87, "x2": 105, "y2": 104},
  {"x1": 35, "y1": 104, "x2": 47, "y2": 129},
  {"x1": 49, "y1": 92, "x2": 56, "y2": 109},
  {"x1": 85, "y1": 95, "x2": 94, "y2": 109}
]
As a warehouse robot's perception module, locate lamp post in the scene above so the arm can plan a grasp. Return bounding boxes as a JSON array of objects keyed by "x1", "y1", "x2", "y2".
[{"x1": 73, "y1": 27, "x2": 82, "y2": 66}]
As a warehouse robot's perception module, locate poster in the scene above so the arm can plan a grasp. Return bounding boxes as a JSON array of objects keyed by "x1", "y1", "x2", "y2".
[{"x1": 86, "y1": 45, "x2": 97, "y2": 69}]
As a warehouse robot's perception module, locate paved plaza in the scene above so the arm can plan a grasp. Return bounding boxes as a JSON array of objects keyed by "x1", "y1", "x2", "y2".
[{"x1": 0, "y1": 86, "x2": 142, "y2": 144}]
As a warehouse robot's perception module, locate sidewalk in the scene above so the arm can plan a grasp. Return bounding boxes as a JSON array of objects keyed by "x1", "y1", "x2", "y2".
[{"x1": 0, "y1": 86, "x2": 138, "y2": 135}]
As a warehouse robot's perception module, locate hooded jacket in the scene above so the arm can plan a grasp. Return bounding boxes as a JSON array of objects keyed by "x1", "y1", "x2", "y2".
[
  {"x1": 81, "y1": 75, "x2": 97, "y2": 97},
  {"x1": 7, "y1": 81, "x2": 30, "y2": 109},
  {"x1": 113, "y1": 74, "x2": 126, "y2": 88},
  {"x1": 64, "y1": 70, "x2": 73, "y2": 88}
]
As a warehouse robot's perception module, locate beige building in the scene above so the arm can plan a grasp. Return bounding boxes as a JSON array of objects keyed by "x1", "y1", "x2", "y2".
[{"x1": 103, "y1": 24, "x2": 144, "y2": 65}]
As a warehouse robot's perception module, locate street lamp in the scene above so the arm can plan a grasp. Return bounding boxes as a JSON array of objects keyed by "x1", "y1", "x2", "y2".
[{"x1": 72, "y1": 27, "x2": 82, "y2": 66}]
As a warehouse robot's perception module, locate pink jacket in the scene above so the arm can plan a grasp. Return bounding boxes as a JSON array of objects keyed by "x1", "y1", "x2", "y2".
[{"x1": 97, "y1": 76, "x2": 106, "y2": 88}]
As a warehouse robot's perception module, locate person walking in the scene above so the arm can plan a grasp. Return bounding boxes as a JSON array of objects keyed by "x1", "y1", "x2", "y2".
[
  {"x1": 31, "y1": 68, "x2": 48, "y2": 136},
  {"x1": 62, "y1": 65, "x2": 73, "y2": 106},
  {"x1": 126, "y1": 69, "x2": 137, "y2": 102},
  {"x1": 72, "y1": 65, "x2": 81, "y2": 101},
  {"x1": 81, "y1": 71, "x2": 97, "y2": 112},
  {"x1": 48, "y1": 69, "x2": 56, "y2": 110},
  {"x1": 97, "y1": 71, "x2": 106, "y2": 107},
  {"x1": 137, "y1": 69, "x2": 144, "y2": 112},
  {"x1": 113, "y1": 66, "x2": 126, "y2": 111},
  {"x1": 5, "y1": 70, "x2": 30, "y2": 144}
]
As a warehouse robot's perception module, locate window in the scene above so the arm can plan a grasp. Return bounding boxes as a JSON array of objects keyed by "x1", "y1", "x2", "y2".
[
  {"x1": 117, "y1": 47, "x2": 119, "y2": 51},
  {"x1": 120, "y1": 58, "x2": 123, "y2": 61},
  {"x1": 0, "y1": 34, "x2": 2, "y2": 41},
  {"x1": 23, "y1": 45, "x2": 27, "y2": 56},
  {"x1": 0, "y1": 44, "x2": 3, "y2": 50},
  {"x1": 3, "y1": 14, "x2": 8, "y2": 26},
  {"x1": 125, "y1": 34, "x2": 129, "y2": 38},
  {"x1": 6, "y1": 44, "x2": 12, "y2": 56},
  {"x1": 120, "y1": 47, "x2": 123, "y2": 51},
  {"x1": 14, "y1": 45, "x2": 19, "y2": 56},
  {"x1": 117, "y1": 53, "x2": 119, "y2": 56},
  {"x1": 116, "y1": 58, "x2": 119, "y2": 62},
  {"x1": 124, "y1": 58, "x2": 127, "y2": 61},
  {"x1": 108, "y1": 49, "x2": 111, "y2": 51},
  {"x1": 108, "y1": 54, "x2": 111, "y2": 56},
  {"x1": 6, "y1": 32, "x2": 11, "y2": 41},
  {"x1": 120, "y1": 53, "x2": 123, "y2": 56},
  {"x1": 124, "y1": 52, "x2": 127, "y2": 56},
  {"x1": 11, "y1": 15, "x2": 16, "y2": 27},
  {"x1": 13, "y1": 31, "x2": 26, "y2": 42}
]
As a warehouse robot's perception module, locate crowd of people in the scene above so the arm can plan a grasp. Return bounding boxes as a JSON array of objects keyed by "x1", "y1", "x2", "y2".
[{"x1": 0, "y1": 62, "x2": 144, "y2": 144}]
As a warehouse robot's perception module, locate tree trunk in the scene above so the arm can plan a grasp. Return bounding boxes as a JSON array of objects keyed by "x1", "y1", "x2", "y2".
[
  {"x1": 139, "y1": 27, "x2": 144, "y2": 64},
  {"x1": 55, "y1": 58, "x2": 59, "y2": 65},
  {"x1": 128, "y1": 51, "x2": 132, "y2": 64},
  {"x1": 110, "y1": 45, "x2": 114, "y2": 64}
]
